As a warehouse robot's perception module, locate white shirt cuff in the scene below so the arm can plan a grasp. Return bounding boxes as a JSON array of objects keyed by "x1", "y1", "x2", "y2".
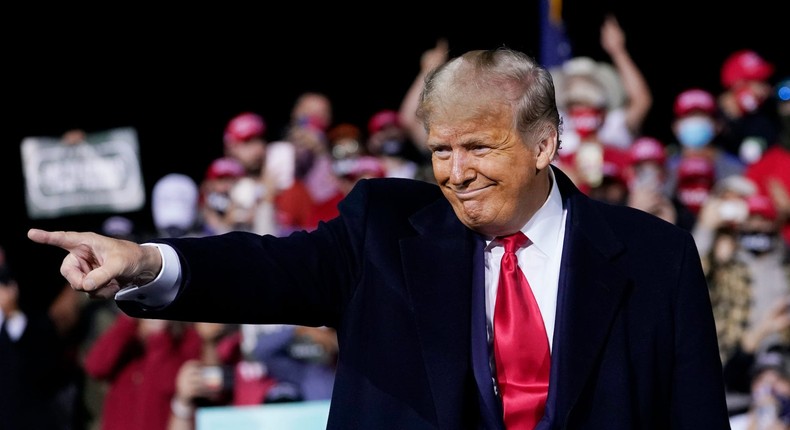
[{"x1": 114, "y1": 243, "x2": 182, "y2": 308}]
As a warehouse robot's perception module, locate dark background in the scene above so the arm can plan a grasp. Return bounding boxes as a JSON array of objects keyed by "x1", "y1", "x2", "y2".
[{"x1": 2, "y1": 3, "x2": 788, "y2": 309}]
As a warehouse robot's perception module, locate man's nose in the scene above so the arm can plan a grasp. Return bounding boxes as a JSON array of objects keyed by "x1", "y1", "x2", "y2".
[{"x1": 449, "y1": 151, "x2": 474, "y2": 184}]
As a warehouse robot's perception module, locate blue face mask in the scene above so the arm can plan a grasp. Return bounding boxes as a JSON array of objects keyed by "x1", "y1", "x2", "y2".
[{"x1": 676, "y1": 117, "x2": 715, "y2": 148}]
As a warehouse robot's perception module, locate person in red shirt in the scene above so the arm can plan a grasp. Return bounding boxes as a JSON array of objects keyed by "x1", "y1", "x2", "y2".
[{"x1": 83, "y1": 315, "x2": 202, "y2": 430}]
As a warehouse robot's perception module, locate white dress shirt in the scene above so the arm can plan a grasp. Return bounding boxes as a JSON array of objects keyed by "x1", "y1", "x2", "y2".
[{"x1": 483, "y1": 169, "x2": 567, "y2": 351}]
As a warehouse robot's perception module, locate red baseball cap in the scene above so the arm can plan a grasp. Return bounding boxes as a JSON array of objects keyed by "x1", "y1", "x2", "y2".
[
  {"x1": 628, "y1": 136, "x2": 666, "y2": 164},
  {"x1": 673, "y1": 88, "x2": 716, "y2": 117},
  {"x1": 205, "y1": 157, "x2": 246, "y2": 180},
  {"x1": 601, "y1": 147, "x2": 629, "y2": 183},
  {"x1": 333, "y1": 155, "x2": 386, "y2": 180},
  {"x1": 746, "y1": 194, "x2": 777, "y2": 220},
  {"x1": 367, "y1": 110, "x2": 400, "y2": 135},
  {"x1": 224, "y1": 112, "x2": 266, "y2": 146},
  {"x1": 721, "y1": 50, "x2": 774, "y2": 89},
  {"x1": 677, "y1": 156, "x2": 715, "y2": 183}
]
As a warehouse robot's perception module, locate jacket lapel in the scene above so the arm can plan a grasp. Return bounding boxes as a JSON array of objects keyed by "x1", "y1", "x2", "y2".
[{"x1": 545, "y1": 167, "x2": 630, "y2": 425}]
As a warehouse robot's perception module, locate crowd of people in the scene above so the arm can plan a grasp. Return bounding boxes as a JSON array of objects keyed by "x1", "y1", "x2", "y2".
[{"x1": 2, "y1": 18, "x2": 789, "y2": 430}]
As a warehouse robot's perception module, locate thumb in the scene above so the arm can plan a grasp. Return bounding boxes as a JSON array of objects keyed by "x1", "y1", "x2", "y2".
[{"x1": 82, "y1": 262, "x2": 125, "y2": 293}]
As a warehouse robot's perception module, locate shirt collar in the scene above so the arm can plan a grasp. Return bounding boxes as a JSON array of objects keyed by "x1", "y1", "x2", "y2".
[
  {"x1": 522, "y1": 167, "x2": 564, "y2": 258},
  {"x1": 484, "y1": 168, "x2": 565, "y2": 255}
]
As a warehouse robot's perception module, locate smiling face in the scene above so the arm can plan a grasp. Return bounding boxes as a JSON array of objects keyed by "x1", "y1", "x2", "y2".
[
  {"x1": 427, "y1": 104, "x2": 556, "y2": 237},
  {"x1": 417, "y1": 49, "x2": 561, "y2": 236}
]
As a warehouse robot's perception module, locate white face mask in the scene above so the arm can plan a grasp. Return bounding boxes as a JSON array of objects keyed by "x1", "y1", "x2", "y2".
[{"x1": 675, "y1": 117, "x2": 715, "y2": 148}]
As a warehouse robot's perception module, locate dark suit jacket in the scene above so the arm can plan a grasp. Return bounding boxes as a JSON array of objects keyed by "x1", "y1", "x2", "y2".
[{"x1": 120, "y1": 166, "x2": 731, "y2": 429}]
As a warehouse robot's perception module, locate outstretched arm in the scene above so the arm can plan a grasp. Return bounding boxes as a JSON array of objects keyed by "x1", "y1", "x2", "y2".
[
  {"x1": 600, "y1": 14, "x2": 652, "y2": 135},
  {"x1": 27, "y1": 228, "x2": 162, "y2": 299}
]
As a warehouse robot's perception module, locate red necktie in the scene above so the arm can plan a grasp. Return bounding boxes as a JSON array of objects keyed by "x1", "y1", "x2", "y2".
[{"x1": 493, "y1": 232, "x2": 551, "y2": 429}]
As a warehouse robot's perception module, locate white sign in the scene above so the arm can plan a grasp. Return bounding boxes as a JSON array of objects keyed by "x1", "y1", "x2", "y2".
[{"x1": 21, "y1": 127, "x2": 145, "y2": 219}]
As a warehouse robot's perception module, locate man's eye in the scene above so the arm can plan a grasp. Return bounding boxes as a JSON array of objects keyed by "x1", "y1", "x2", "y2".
[{"x1": 432, "y1": 148, "x2": 451, "y2": 158}]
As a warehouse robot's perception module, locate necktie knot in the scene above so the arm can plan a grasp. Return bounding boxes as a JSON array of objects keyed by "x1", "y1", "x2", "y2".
[{"x1": 499, "y1": 232, "x2": 528, "y2": 254}]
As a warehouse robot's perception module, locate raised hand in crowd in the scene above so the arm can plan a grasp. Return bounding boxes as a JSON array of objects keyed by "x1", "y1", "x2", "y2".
[
  {"x1": 599, "y1": 14, "x2": 652, "y2": 137},
  {"x1": 399, "y1": 38, "x2": 449, "y2": 151}
]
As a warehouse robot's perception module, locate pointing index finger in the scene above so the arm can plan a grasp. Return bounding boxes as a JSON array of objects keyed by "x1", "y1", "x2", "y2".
[{"x1": 27, "y1": 228, "x2": 88, "y2": 251}]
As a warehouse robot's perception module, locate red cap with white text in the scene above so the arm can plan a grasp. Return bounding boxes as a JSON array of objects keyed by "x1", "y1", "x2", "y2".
[
  {"x1": 205, "y1": 157, "x2": 246, "y2": 180},
  {"x1": 673, "y1": 88, "x2": 717, "y2": 117},
  {"x1": 368, "y1": 110, "x2": 400, "y2": 135},
  {"x1": 628, "y1": 136, "x2": 666, "y2": 164},
  {"x1": 746, "y1": 194, "x2": 777, "y2": 220},
  {"x1": 224, "y1": 112, "x2": 266, "y2": 147}
]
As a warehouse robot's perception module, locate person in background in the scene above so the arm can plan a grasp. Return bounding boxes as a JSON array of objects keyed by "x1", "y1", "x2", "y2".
[
  {"x1": 220, "y1": 112, "x2": 281, "y2": 235},
  {"x1": 744, "y1": 77, "x2": 790, "y2": 246},
  {"x1": 82, "y1": 314, "x2": 202, "y2": 430},
  {"x1": 624, "y1": 136, "x2": 696, "y2": 230},
  {"x1": 167, "y1": 322, "x2": 268, "y2": 430},
  {"x1": 198, "y1": 156, "x2": 247, "y2": 235},
  {"x1": 692, "y1": 174, "x2": 758, "y2": 266},
  {"x1": 717, "y1": 49, "x2": 781, "y2": 161},
  {"x1": 282, "y1": 92, "x2": 341, "y2": 218},
  {"x1": 550, "y1": 13, "x2": 652, "y2": 183},
  {"x1": 595, "y1": 13, "x2": 653, "y2": 147},
  {"x1": 665, "y1": 87, "x2": 746, "y2": 210},
  {"x1": 722, "y1": 297, "x2": 790, "y2": 416},
  {"x1": 327, "y1": 122, "x2": 366, "y2": 163},
  {"x1": 398, "y1": 38, "x2": 449, "y2": 155},
  {"x1": 221, "y1": 111, "x2": 314, "y2": 237},
  {"x1": 151, "y1": 173, "x2": 202, "y2": 238},
  {"x1": 249, "y1": 324, "x2": 338, "y2": 404},
  {"x1": 223, "y1": 112, "x2": 268, "y2": 178},
  {"x1": 0, "y1": 245, "x2": 65, "y2": 430},
  {"x1": 288, "y1": 119, "x2": 343, "y2": 227},
  {"x1": 728, "y1": 349, "x2": 790, "y2": 430},
  {"x1": 673, "y1": 155, "x2": 718, "y2": 219},
  {"x1": 29, "y1": 46, "x2": 730, "y2": 429},
  {"x1": 365, "y1": 109, "x2": 431, "y2": 182},
  {"x1": 287, "y1": 91, "x2": 333, "y2": 135},
  {"x1": 585, "y1": 145, "x2": 630, "y2": 206},
  {"x1": 701, "y1": 193, "x2": 790, "y2": 413}
]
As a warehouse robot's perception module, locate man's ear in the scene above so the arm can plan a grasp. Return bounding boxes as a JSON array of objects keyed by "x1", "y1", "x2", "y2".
[{"x1": 536, "y1": 127, "x2": 558, "y2": 170}]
